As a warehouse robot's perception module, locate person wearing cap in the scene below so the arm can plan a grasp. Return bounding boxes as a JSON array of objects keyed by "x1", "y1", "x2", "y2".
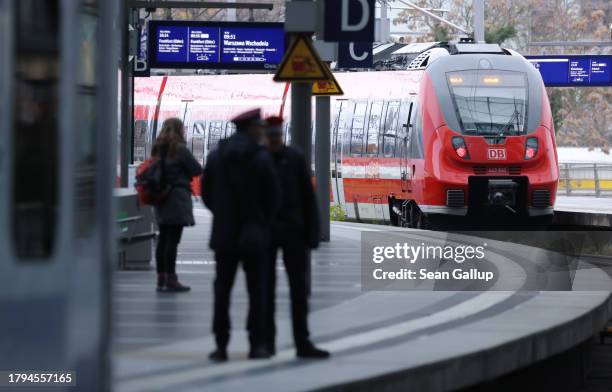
[
  {"x1": 202, "y1": 108, "x2": 281, "y2": 361},
  {"x1": 263, "y1": 116, "x2": 330, "y2": 359}
]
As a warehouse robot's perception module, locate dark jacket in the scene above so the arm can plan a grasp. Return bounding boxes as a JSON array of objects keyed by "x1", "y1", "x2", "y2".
[
  {"x1": 154, "y1": 144, "x2": 203, "y2": 226},
  {"x1": 202, "y1": 132, "x2": 281, "y2": 252},
  {"x1": 270, "y1": 146, "x2": 320, "y2": 249}
]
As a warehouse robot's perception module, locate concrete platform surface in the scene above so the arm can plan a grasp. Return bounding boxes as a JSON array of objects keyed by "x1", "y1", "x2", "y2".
[
  {"x1": 556, "y1": 196, "x2": 612, "y2": 215},
  {"x1": 113, "y1": 208, "x2": 612, "y2": 392}
]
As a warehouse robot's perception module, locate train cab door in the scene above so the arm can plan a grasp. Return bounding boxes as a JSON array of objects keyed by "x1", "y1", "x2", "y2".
[
  {"x1": 181, "y1": 101, "x2": 193, "y2": 150},
  {"x1": 191, "y1": 121, "x2": 206, "y2": 164},
  {"x1": 0, "y1": 1, "x2": 117, "y2": 390},
  {"x1": 399, "y1": 98, "x2": 415, "y2": 193}
]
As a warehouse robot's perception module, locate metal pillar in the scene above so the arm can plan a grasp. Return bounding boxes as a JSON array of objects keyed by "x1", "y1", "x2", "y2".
[
  {"x1": 119, "y1": 4, "x2": 133, "y2": 187},
  {"x1": 226, "y1": 0, "x2": 237, "y2": 21},
  {"x1": 119, "y1": 3, "x2": 131, "y2": 187},
  {"x1": 315, "y1": 96, "x2": 331, "y2": 241},
  {"x1": 290, "y1": 82, "x2": 313, "y2": 168},
  {"x1": 594, "y1": 164, "x2": 601, "y2": 197},
  {"x1": 473, "y1": 0, "x2": 485, "y2": 42},
  {"x1": 289, "y1": 0, "x2": 314, "y2": 166},
  {"x1": 99, "y1": 1, "x2": 121, "y2": 389},
  {"x1": 378, "y1": 0, "x2": 391, "y2": 42}
]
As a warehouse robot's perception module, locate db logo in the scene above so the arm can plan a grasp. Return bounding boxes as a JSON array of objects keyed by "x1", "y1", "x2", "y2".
[{"x1": 487, "y1": 148, "x2": 506, "y2": 160}]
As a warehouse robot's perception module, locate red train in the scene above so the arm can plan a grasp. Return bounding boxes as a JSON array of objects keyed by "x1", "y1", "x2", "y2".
[{"x1": 133, "y1": 42, "x2": 559, "y2": 227}]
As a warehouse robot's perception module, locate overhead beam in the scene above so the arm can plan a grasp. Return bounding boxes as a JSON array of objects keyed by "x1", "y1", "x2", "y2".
[{"x1": 127, "y1": 1, "x2": 273, "y2": 10}]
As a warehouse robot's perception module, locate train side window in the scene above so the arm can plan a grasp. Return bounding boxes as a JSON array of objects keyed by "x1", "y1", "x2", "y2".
[
  {"x1": 12, "y1": 0, "x2": 60, "y2": 258},
  {"x1": 396, "y1": 99, "x2": 413, "y2": 138},
  {"x1": 337, "y1": 100, "x2": 354, "y2": 159},
  {"x1": 382, "y1": 101, "x2": 400, "y2": 157},
  {"x1": 365, "y1": 101, "x2": 383, "y2": 155},
  {"x1": 411, "y1": 104, "x2": 424, "y2": 159},
  {"x1": 134, "y1": 120, "x2": 148, "y2": 162},
  {"x1": 224, "y1": 121, "x2": 236, "y2": 138},
  {"x1": 192, "y1": 121, "x2": 206, "y2": 138},
  {"x1": 331, "y1": 110, "x2": 339, "y2": 162},
  {"x1": 207, "y1": 121, "x2": 224, "y2": 150},
  {"x1": 191, "y1": 121, "x2": 206, "y2": 162},
  {"x1": 283, "y1": 123, "x2": 290, "y2": 144},
  {"x1": 404, "y1": 102, "x2": 418, "y2": 159},
  {"x1": 350, "y1": 102, "x2": 367, "y2": 156}
]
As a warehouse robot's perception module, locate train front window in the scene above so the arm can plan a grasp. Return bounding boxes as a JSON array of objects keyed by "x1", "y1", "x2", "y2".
[{"x1": 447, "y1": 70, "x2": 528, "y2": 136}]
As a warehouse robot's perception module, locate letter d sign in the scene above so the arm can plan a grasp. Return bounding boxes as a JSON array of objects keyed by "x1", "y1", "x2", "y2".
[
  {"x1": 323, "y1": 0, "x2": 374, "y2": 42},
  {"x1": 341, "y1": 0, "x2": 369, "y2": 32}
]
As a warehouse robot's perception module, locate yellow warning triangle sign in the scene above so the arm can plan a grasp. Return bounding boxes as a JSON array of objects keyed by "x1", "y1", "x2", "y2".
[
  {"x1": 313, "y1": 64, "x2": 344, "y2": 96},
  {"x1": 274, "y1": 34, "x2": 328, "y2": 82}
]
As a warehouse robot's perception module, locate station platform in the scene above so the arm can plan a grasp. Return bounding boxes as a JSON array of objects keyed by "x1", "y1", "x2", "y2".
[
  {"x1": 113, "y1": 207, "x2": 612, "y2": 392},
  {"x1": 556, "y1": 196, "x2": 612, "y2": 215},
  {"x1": 555, "y1": 196, "x2": 612, "y2": 226}
]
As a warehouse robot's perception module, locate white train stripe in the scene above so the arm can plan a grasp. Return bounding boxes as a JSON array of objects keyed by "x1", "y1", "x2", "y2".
[{"x1": 342, "y1": 164, "x2": 401, "y2": 180}]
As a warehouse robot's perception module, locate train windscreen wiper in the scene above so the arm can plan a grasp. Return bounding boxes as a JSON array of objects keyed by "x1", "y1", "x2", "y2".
[{"x1": 500, "y1": 98, "x2": 521, "y2": 136}]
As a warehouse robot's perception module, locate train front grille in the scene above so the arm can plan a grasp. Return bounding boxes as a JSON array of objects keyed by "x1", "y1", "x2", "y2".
[
  {"x1": 508, "y1": 166, "x2": 522, "y2": 175},
  {"x1": 446, "y1": 189, "x2": 465, "y2": 208},
  {"x1": 532, "y1": 189, "x2": 551, "y2": 208},
  {"x1": 473, "y1": 166, "x2": 487, "y2": 175},
  {"x1": 473, "y1": 166, "x2": 522, "y2": 175}
]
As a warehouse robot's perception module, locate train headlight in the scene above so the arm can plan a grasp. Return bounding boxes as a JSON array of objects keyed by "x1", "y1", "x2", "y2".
[
  {"x1": 524, "y1": 137, "x2": 538, "y2": 160},
  {"x1": 452, "y1": 136, "x2": 470, "y2": 159},
  {"x1": 482, "y1": 76, "x2": 500, "y2": 84}
]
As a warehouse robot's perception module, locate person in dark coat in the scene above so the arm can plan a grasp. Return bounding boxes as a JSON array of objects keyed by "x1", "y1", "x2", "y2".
[
  {"x1": 263, "y1": 116, "x2": 330, "y2": 359},
  {"x1": 202, "y1": 109, "x2": 281, "y2": 361},
  {"x1": 152, "y1": 118, "x2": 203, "y2": 292}
]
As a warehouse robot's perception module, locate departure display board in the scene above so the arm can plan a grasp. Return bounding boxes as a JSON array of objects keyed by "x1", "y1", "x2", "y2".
[
  {"x1": 148, "y1": 21, "x2": 285, "y2": 70},
  {"x1": 526, "y1": 55, "x2": 612, "y2": 87}
]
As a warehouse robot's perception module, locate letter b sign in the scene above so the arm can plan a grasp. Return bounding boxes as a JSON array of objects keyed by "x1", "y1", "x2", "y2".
[{"x1": 323, "y1": 0, "x2": 374, "y2": 42}]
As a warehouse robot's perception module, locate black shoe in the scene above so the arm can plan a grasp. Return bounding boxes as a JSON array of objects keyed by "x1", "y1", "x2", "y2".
[
  {"x1": 267, "y1": 344, "x2": 276, "y2": 356},
  {"x1": 165, "y1": 274, "x2": 191, "y2": 292},
  {"x1": 248, "y1": 345, "x2": 272, "y2": 359},
  {"x1": 297, "y1": 344, "x2": 330, "y2": 359},
  {"x1": 209, "y1": 349, "x2": 228, "y2": 362},
  {"x1": 156, "y1": 273, "x2": 167, "y2": 292}
]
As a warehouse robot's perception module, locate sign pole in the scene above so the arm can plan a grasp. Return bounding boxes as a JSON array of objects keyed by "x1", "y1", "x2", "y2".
[
  {"x1": 281, "y1": 0, "x2": 338, "y2": 240},
  {"x1": 290, "y1": 77, "x2": 312, "y2": 168},
  {"x1": 119, "y1": 2, "x2": 133, "y2": 187},
  {"x1": 288, "y1": 0, "x2": 313, "y2": 168},
  {"x1": 315, "y1": 95, "x2": 331, "y2": 241}
]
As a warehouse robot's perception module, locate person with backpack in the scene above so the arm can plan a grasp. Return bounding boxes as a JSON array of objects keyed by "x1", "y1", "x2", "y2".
[
  {"x1": 202, "y1": 109, "x2": 281, "y2": 361},
  {"x1": 147, "y1": 118, "x2": 202, "y2": 292}
]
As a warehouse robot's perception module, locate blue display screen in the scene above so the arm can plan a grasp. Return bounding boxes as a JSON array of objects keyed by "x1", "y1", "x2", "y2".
[
  {"x1": 149, "y1": 21, "x2": 285, "y2": 70},
  {"x1": 526, "y1": 56, "x2": 612, "y2": 87}
]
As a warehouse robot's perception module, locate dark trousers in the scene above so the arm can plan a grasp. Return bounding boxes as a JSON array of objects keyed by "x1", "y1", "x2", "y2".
[
  {"x1": 266, "y1": 240, "x2": 311, "y2": 350},
  {"x1": 213, "y1": 249, "x2": 269, "y2": 349},
  {"x1": 156, "y1": 225, "x2": 184, "y2": 274}
]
